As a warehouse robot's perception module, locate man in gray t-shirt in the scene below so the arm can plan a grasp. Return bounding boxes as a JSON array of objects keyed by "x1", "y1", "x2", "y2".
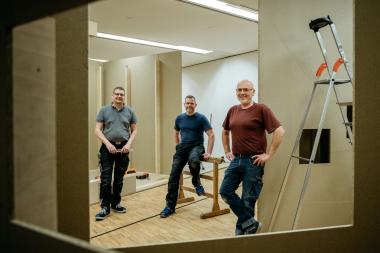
[{"x1": 94, "y1": 86, "x2": 137, "y2": 221}]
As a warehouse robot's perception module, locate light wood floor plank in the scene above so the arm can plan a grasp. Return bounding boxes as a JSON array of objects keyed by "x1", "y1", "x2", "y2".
[{"x1": 90, "y1": 167, "x2": 253, "y2": 248}]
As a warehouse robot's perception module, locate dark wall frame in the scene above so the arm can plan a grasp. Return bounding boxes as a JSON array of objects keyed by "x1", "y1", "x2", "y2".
[
  {"x1": 0, "y1": 1, "x2": 96, "y2": 251},
  {"x1": 1, "y1": 1, "x2": 380, "y2": 252}
]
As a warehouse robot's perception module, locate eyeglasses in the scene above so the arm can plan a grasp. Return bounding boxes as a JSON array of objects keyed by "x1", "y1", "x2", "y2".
[
  {"x1": 114, "y1": 93, "x2": 125, "y2": 97},
  {"x1": 236, "y1": 88, "x2": 253, "y2": 92}
]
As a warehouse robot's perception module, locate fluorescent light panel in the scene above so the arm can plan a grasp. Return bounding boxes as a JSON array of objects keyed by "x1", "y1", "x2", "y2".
[
  {"x1": 182, "y1": 0, "x2": 258, "y2": 22},
  {"x1": 96, "y1": 32, "x2": 212, "y2": 54},
  {"x1": 89, "y1": 58, "x2": 108, "y2": 63}
]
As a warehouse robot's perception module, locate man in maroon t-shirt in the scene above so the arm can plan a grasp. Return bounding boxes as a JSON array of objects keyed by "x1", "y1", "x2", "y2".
[{"x1": 220, "y1": 80, "x2": 285, "y2": 235}]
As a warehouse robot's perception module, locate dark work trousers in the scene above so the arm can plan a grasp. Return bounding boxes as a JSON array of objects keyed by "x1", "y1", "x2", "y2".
[
  {"x1": 98, "y1": 142, "x2": 129, "y2": 208},
  {"x1": 165, "y1": 143, "x2": 205, "y2": 210}
]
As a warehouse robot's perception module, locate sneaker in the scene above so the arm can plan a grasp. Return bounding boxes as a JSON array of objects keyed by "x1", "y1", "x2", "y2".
[
  {"x1": 111, "y1": 203, "x2": 127, "y2": 213},
  {"x1": 95, "y1": 206, "x2": 110, "y2": 221},
  {"x1": 160, "y1": 207, "x2": 174, "y2": 218},
  {"x1": 195, "y1": 185, "x2": 205, "y2": 196},
  {"x1": 235, "y1": 227, "x2": 244, "y2": 236},
  {"x1": 244, "y1": 221, "x2": 262, "y2": 235}
]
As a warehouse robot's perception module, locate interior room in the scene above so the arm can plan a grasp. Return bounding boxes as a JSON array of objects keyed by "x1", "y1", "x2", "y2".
[
  {"x1": 4, "y1": 0, "x2": 379, "y2": 252},
  {"x1": 85, "y1": 0, "x2": 353, "y2": 248},
  {"x1": 87, "y1": 0, "x2": 260, "y2": 247}
]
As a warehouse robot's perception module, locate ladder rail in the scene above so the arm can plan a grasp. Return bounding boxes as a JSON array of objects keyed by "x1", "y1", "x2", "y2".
[
  {"x1": 328, "y1": 19, "x2": 354, "y2": 144},
  {"x1": 313, "y1": 16, "x2": 353, "y2": 82},
  {"x1": 316, "y1": 27, "x2": 354, "y2": 145},
  {"x1": 268, "y1": 83, "x2": 318, "y2": 231},
  {"x1": 333, "y1": 86, "x2": 353, "y2": 144},
  {"x1": 329, "y1": 22, "x2": 354, "y2": 82},
  {"x1": 292, "y1": 71, "x2": 337, "y2": 229},
  {"x1": 315, "y1": 32, "x2": 332, "y2": 76},
  {"x1": 289, "y1": 84, "x2": 319, "y2": 160},
  {"x1": 292, "y1": 160, "x2": 314, "y2": 229}
]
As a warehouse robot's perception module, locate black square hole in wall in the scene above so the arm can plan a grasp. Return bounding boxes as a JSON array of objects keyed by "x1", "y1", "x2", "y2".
[{"x1": 299, "y1": 129, "x2": 330, "y2": 164}]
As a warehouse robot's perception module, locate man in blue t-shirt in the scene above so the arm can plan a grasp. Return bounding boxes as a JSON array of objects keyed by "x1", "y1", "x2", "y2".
[{"x1": 160, "y1": 95, "x2": 215, "y2": 218}]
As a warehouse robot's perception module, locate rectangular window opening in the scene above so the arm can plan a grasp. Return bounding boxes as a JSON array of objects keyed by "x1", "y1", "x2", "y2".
[{"x1": 299, "y1": 129, "x2": 330, "y2": 164}]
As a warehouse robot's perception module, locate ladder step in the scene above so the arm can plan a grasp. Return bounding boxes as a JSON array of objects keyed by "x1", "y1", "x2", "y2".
[
  {"x1": 291, "y1": 155, "x2": 312, "y2": 163},
  {"x1": 314, "y1": 79, "x2": 351, "y2": 85},
  {"x1": 337, "y1": 102, "x2": 352, "y2": 106},
  {"x1": 343, "y1": 122, "x2": 353, "y2": 126}
]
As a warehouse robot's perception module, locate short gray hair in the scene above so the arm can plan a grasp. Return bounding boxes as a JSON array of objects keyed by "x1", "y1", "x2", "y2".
[{"x1": 184, "y1": 95, "x2": 196, "y2": 103}]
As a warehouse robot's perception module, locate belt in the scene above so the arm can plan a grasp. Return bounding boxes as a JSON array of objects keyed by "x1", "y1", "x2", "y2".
[
  {"x1": 111, "y1": 140, "x2": 127, "y2": 145},
  {"x1": 234, "y1": 153, "x2": 262, "y2": 158}
]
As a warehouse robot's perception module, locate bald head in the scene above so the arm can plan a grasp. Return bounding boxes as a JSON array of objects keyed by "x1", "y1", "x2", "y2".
[
  {"x1": 236, "y1": 79, "x2": 255, "y2": 107},
  {"x1": 237, "y1": 80, "x2": 255, "y2": 91}
]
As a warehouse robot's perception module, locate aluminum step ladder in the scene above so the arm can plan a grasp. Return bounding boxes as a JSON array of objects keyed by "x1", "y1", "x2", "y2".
[{"x1": 268, "y1": 15, "x2": 353, "y2": 231}]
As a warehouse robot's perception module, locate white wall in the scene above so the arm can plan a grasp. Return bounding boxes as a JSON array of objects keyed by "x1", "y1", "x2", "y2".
[{"x1": 182, "y1": 52, "x2": 258, "y2": 158}]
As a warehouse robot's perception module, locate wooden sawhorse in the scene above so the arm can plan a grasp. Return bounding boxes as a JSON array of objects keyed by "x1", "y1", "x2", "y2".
[{"x1": 177, "y1": 157, "x2": 230, "y2": 219}]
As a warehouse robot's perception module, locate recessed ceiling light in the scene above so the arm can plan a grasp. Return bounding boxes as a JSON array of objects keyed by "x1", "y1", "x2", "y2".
[
  {"x1": 181, "y1": 0, "x2": 258, "y2": 22},
  {"x1": 95, "y1": 32, "x2": 213, "y2": 55},
  {"x1": 88, "y1": 58, "x2": 108, "y2": 63}
]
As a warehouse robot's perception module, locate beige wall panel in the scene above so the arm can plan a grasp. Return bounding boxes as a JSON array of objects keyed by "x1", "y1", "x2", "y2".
[
  {"x1": 55, "y1": 6, "x2": 89, "y2": 240},
  {"x1": 128, "y1": 56, "x2": 156, "y2": 172},
  {"x1": 258, "y1": 0, "x2": 353, "y2": 231},
  {"x1": 88, "y1": 61, "x2": 103, "y2": 170},
  {"x1": 103, "y1": 61, "x2": 119, "y2": 105},
  {"x1": 101, "y1": 52, "x2": 181, "y2": 174},
  {"x1": 157, "y1": 51, "x2": 182, "y2": 174},
  {"x1": 154, "y1": 59, "x2": 161, "y2": 174},
  {"x1": 103, "y1": 56, "x2": 157, "y2": 172},
  {"x1": 13, "y1": 18, "x2": 57, "y2": 230}
]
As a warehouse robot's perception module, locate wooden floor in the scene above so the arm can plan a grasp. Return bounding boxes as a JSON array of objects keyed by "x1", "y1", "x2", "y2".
[{"x1": 89, "y1": 167, "x2": 247, "y2": 249}]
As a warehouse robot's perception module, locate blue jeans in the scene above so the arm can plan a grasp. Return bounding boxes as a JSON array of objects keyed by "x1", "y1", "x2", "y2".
[
  {"x1": 165, "y1": 143, "x2": 205, "y2": 210},
  {"x1": 99, "y1": 142, "x2": 129, "y2": 208},
  {"x1": 220, "y1": 155, "x2": 264, "y2": 233}
]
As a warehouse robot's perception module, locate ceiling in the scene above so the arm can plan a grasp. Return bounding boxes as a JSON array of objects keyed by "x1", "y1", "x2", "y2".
[{"x1": 89, "y1": 0, "x2": 258, "y2": 67}]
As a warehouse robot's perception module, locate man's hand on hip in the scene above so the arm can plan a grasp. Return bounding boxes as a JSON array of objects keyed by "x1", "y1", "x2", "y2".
[{"x1": 252, "y1": 153, "x2": 270, "y2": 166}]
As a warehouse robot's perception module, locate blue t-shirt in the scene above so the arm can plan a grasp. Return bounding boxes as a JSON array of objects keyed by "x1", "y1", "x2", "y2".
[{"x1": 174, "y1": 112, "x2": 212, "y2": 145}]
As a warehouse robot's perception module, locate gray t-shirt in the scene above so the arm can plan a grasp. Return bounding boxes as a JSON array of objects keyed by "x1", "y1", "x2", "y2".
[{"x1": 96, "y1": 105, "x2": 137, "y2": 142}]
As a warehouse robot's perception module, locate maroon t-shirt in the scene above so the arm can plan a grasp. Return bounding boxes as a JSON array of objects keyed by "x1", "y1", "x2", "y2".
[{"x1": 222, "y1": 103, "x2": 281, "y2": 154}]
